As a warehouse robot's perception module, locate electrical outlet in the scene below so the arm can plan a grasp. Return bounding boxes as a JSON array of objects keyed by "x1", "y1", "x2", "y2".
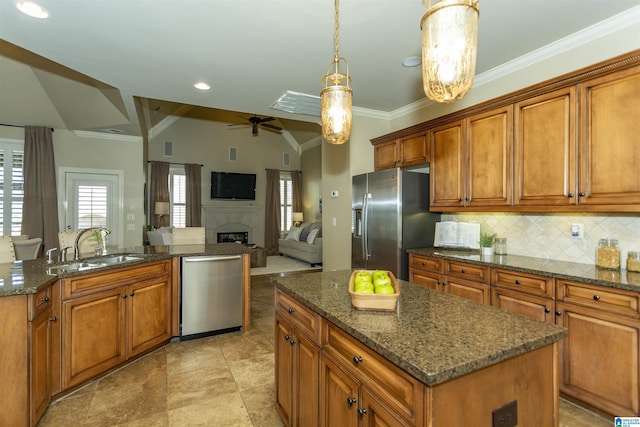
[
  {"x1": 492, "y1": 400, "x2": 517, "y2": 427},
  {"x1": 571, "y1": 223, "x2": 584, "y2": 239}
]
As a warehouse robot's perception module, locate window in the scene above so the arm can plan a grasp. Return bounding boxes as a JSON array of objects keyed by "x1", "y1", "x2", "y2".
[
  {"x1": 0, "y1": 141, "x2": 24, "y2": 236},
  {"x1": 170, "y1": 167, "x2": 186, "y2": 228},
  {"x1": 76, "y1": 185, "x2": 108, "y2": 229},
  {"x1": 280, "y1": 172, "x2": 293, "y2": 233}
]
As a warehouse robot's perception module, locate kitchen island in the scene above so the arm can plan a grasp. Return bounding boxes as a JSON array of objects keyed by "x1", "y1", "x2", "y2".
[
  {"x1": 274, "y1": 270, "x2": 567, "y2": 426},
  {"x1": 0, "y1": 243, "x2": 251, "y2": 427}
]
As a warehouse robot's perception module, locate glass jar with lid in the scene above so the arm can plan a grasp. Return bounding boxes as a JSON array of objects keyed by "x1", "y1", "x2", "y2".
[
  {"x1": 494, "y1": 237, "x2": 507, "y2": 255},
  {"x1": 596, "y1": 238, "x2": 620, "y2": 269},
  {"x1": 627, "y1": 251, "x2": 640, "y2": 273}
]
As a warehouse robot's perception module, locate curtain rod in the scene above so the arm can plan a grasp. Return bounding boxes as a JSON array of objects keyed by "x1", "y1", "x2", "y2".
[
  {"x1": 0, "y1": 123, "x2": 54, "y2": 132},
  {"x1": 147, "y1": 160, "x2": 203, "y2": 167},
  {"x1": 265, "y1": 168, "x2": 302, "y2": 173}
]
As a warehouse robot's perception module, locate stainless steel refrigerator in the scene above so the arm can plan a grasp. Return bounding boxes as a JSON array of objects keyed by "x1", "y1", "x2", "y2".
[{"x1": 352, "y1": 168, "x2": 440, "y2": 280}]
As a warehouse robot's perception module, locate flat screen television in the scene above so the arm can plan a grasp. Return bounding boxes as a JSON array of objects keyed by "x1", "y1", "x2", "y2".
[{"x1": 211, "y1": 172, "x2": 256, "y2": 200}]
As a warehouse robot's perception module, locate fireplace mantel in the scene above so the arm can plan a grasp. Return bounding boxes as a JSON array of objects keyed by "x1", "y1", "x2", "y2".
[{"x1": 203, "y1": 205, "x2": 265, "y2": 247}]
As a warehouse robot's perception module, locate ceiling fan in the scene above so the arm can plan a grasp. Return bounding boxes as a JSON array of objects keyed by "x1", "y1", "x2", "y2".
[{"x1": 228, "y1": 114, "x2": 283, "y2": 136}]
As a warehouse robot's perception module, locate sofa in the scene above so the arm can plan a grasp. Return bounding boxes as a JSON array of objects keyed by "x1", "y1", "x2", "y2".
[{"x1": 278, "y1": 222, "x2": 322, "y2": 267}]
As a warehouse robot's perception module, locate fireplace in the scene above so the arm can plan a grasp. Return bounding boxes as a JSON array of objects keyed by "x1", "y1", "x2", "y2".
[
  {"x1": 204, "y1": 205, "x2": 264, "y2": 247},
  {"x1": 217, "y1": 231, "x2": 248, "y2": 244}
]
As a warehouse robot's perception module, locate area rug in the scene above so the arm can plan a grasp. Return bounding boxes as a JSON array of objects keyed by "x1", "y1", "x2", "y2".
[{"x1": 250, "y1": 255, "x2": 321, "y2": 276}]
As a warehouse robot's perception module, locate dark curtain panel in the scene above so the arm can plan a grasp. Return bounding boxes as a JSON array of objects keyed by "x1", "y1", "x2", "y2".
[
  {"x1": 265, "y1": 169, "x2": 281, "y2": 255},
  {"x1": 22, "y1": 126, "x2": 58, "y2": 254},
  {"x1": 184, "y1": 163, "x2": 202, "y2": 227},
  {"x1": 149, "y1": 161, "x2": 170, "y2": 228},
  {"x1": 291, "y1": 170, "x2": 302, "y2": 213}
]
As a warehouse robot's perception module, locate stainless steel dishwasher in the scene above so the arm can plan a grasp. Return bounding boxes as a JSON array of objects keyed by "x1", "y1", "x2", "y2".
[{"x1": 180, "y1": 255, "x2": 243, "y2": 339}]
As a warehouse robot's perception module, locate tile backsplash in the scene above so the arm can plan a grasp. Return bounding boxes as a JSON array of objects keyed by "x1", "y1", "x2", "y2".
[{"x1": 443, "y1": 212, "x2": 640, "y2": 267}]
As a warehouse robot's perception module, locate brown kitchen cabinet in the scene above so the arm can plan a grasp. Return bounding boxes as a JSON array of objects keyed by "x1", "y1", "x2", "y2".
[
  {"x1": 491, "y1": 268, "x2": 556, "y2": 324},
  {"x1": 29, "y1": 298, "x2": 55, "y2": 424},
  {"x1": 408, "y1": 254, "x2": 490, "y2": 305},
  {"x1": 514, "y1": 86, "x2": 577, "y2": 207},
  {"x1": 429, "y1": 120, "x2": 465, "y2": 209},
  {"x1": 275, "y1": 290, "x2": 321, "y2": 427},
  {"x1": 578, "y1": 65, "x2": 640, "y2": 207},
  {"x1": 373, "y1": 132, "x2": 428, "y2": 171},
  {"x1": 61, "y1": 260, "x2": 172, "y2": 390},
  {"x1": 321, "y1": 321, "x2": 424, "y2": 426},
  {"x1": 556, "y1": 280, "x2": 640, "y2": 416}
]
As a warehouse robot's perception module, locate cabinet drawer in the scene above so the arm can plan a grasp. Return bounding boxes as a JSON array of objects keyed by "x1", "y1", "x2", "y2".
[
  {"x1": 409, "y1": 269, "x2": 441, "y2": 291},
  {"x1": 491, "y1": 287, "x2": 555, "y2": 324},
  {"x1": 323, "y1": 321, "x2": 423, "y2": 423},
  {"x1": 29, "y1": 285, "x2": 52, "y2": 320},
  {"x1": 276, "y1": 290, "x2": 322, "y2": 345},
  {"x1": 557, "y1": 280, "x2": 639, "y2": 319},
  {"x1": 63, "y1": 260, "x2": 170, "y2": 299},
  {"x1": 409, "y1": 254, "x2": 441, "y2": 273},
  {"x1": 443, "y1": 260, "x2": 489, "y2": 284},
  {"x1": 491, "y1": 269, "x2": 554, "y2": 298}
]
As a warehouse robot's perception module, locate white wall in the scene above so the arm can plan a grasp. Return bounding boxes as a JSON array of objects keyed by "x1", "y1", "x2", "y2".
[{"x1": 301, "y1": 144, "x2": 322, "y2": 223}]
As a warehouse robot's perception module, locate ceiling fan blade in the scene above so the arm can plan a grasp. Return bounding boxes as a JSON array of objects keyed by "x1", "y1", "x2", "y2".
[
  {"x1": 259, "y1": 117, "x2": 275, "y2": 123},
  {"x1": 261, "y1": 123, "x2": 282, "y2": 131}
]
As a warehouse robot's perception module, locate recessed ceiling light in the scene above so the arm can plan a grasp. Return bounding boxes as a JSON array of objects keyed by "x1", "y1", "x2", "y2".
[
  {"x1": 194, "y1": 82, "x2": 210, "y2": 91},
  {"x1": 16, "y1": 1, "x2": 49, "y2": 19},
  {"x1": 402, "y1": 56, "x2": 421, "y2": 67}
]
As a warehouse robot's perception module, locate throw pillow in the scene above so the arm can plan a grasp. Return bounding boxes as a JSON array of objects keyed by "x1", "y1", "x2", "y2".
[
  {"x1": 306, "y1": 228, "x2": 319, "y2": 244},
  {"x1": 299, "y1": 223, "x2": 312, "y2": 242},
  {"x1": 285, "y1": 227, "x2": 303, "y2": 241}
]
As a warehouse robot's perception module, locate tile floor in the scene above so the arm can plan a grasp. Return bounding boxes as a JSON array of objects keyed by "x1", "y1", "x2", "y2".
[{"x1": 40, "y1": 272, "x2": 614, "y2": 426}]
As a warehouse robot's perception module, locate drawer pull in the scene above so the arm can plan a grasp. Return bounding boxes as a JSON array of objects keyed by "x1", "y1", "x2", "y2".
[
  {"x1": 289, "y1": 339, "x2": 296, "y2": 345},
  {"x1": 567, "y1": 193, "x2": 574, "y2": 198},
  {"x1": 288, "y1": 307, "x2": 295, "y2": 314},
  {"x1": 593, "y1": 295, "x2": 600, "y2": 301},
  {"x1": 358, "y1": 408, "x2": 368, "y2": 415},
  {"x1": 48, "y1": 316, "x2": 57, "y2": 322},
  {"x1": 461, "y1": 269, "x2": 466, "y2": 273},
  {"x1": 284, "y1": 335, "x2": 291, "y2": 340},
  {"x1": 122, "y1": 294, "x2": 127, "y2": 299},
  {"x1": 353, "y1": 356, "x2": 363, "y2": 365},
  {"x1": 555, "y1": 311, "x2": 562, "y2": 316},
  {"x1": 578, "y1": 192, "x2": 585, "y2": 197},
  {"x1": 41, "y1": 296, "x2": 50, "y2": 303},
  {"x1": 421, "y1": 261, "x2": 426, "y2": 266},
  {"x1": 347, "y1": 397, "x2": 357, "y2": 406},
  {"x1": 515, "y1": 280, "x2": 521, "y2": 285},
  {"x1": 544, "y1": 308, "x2": 551, "y2": 313},
  {"x1": 130, "y1": 292, "x2": 135, "y2": 297}
]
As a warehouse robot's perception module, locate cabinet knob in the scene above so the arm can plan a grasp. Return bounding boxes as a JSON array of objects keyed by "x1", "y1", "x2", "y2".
[
  {"x1": 437, "y1": 280, "x2": 441, "y2": 285},
  {"x1": 442, "y1": 281, "x2": 447, "y2": 286},
  {"x1": 544, "y1": 308, "x2": 551, "y2": 313},
  {"x1": 515, "y1": 280, "x2": 520, "y2": 285},
  {"x1": 48, "y1": 316, "x2": 57, "y2": 322},
  {"x1": 555, "y1": 311, "x2": 562, "y2": 316},
  {"x1": 41, "y1": 296, "x2": 50, "y2": 303},
  {"x1": 353, "y1": 356, "x2": 363, "y2": 365},
  {"x1": 593, "y1": 295, "x2": 600, "y2": 301},
  {"x1": 284, "y1": 335, "x2": 291, "y2": 340},
  {"x1": 130, "y1": 292, "x2": 135, "y2": 297},
  {"x1": 461, "y1": 269, "x2": 466, "y2": 273},
  {"x1": 421, "y1": 261, "x2": 426, "y2": 266},
  {"x1": 122, "y1": 294, "x2": 127, "y2": 299},
  {"x1": 288, "y1": 307, "x2": 295, "y2": 314},
  {"x1": 289, "y1": 339, "x2": 296, "y2": 345},
  {"x1": 358, "y1": 408, "x2": 368, "y2": 415},
  {"x1": 567, "y1": 193, "x2": 574, "y2": 198},
  {"x1": 578, "y1": 192, "x2": 585, "y2": 197},
  {"x1": 347, "y1": 397, "x2": 357, "y2": 406}
]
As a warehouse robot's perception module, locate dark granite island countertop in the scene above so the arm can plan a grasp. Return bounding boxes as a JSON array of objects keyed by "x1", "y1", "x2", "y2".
[{"x1": 274, "y1": 270, "x2": 567, "y2": 387}]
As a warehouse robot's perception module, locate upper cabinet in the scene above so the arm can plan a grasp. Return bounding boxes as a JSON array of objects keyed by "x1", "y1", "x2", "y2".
[
  {"x1": 514, "y1": 87, "x2": 576, "y2": 207},
  {"x1": 373, "y1": 131, "x2": 428, "y2": 171},
  {"x1": 372, "y1": 51, "x2": 639, "y2": 213},
  {"x1": 430, "y1": 106, "x2": 512, "y2": 210},
  {"x1": 578, "y1": 67, "x2": 640, "y2": 207}
]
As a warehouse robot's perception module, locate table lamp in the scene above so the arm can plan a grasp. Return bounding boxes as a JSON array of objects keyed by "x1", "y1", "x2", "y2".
[
  {"x1": 155, "y1": 202, "x2": 170, "y2": 226},
  {"x1": 292, "y1": 212, "x2": 303, "y2": 227}
]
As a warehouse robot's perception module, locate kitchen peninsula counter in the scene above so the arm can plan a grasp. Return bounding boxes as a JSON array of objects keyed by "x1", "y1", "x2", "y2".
[{"x1": 0, "y1": 243, "x2": 251, "y2": 297}]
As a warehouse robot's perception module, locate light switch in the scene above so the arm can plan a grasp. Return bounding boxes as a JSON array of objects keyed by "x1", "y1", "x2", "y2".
[
  {"x1": 332, "y1": 217, "x2": 337, "y2": 226},
  {"x1": 571, "y1": 223, "x2": 584, "y2": 239},
  {"x1": 331, "y1": 190, "x2": 339, "y2": 198}
]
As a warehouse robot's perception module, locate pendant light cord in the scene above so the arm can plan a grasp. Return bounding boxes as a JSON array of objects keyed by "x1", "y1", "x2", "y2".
[{"x1": 333, "y1": 0, "x2": 340, "y2": 62}]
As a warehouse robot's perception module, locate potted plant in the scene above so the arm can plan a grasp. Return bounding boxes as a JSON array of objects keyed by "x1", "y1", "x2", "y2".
[{"x1": 479, "y1": 232, "x2": 496, "y2": 256}]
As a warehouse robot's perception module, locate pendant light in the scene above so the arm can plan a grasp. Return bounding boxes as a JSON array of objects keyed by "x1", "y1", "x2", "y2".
[
  {"x1": 420, "y1": 0, "x2": 479, "y2": 103},
  {"x1": 320, "y1": 0, "x2": 352, "y2": 145}
]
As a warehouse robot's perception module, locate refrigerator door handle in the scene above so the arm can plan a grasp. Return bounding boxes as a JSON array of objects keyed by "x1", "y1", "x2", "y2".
[{"x1": 363, "y1": 193, "x2": 371, "y2": 260}]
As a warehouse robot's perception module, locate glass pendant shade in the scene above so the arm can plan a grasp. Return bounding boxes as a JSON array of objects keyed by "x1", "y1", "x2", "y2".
[
  {"x1": 321, "y1": 78, "x2": 352, "y2": 145},
  {"x1": 421, "y1": 0, "x2": 479, "y2": 103}
]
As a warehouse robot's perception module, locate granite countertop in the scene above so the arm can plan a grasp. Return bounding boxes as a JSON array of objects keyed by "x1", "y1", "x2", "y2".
[
  {"x1": 408, "y1": 247, "x2": 640, "y2": 293},
  {"x1": 274, "y1": 270, "x2": 567, "y2": 387},
  {"x1": 0, "y1": 243, "x2": 251, "y2": 297}
]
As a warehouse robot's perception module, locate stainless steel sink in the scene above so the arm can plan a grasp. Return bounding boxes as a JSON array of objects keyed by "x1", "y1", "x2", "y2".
[{"x1": 47, "y1": 254, "x2": 147, "y2": 273}]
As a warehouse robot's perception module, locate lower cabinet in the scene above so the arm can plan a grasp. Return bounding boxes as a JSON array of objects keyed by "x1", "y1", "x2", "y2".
[
  {"x1": 61, "y1": 261, "x2": 172, "y2": 390},
  {"x1": 275, "y1": 290, "x2": 322, "y2": 427},
  {"x1": 556, "y1": 280, "x2": 640, "y2": 416},
  {"x1": 29, "y1": 306, "x2": 54, "y2": 424}
]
